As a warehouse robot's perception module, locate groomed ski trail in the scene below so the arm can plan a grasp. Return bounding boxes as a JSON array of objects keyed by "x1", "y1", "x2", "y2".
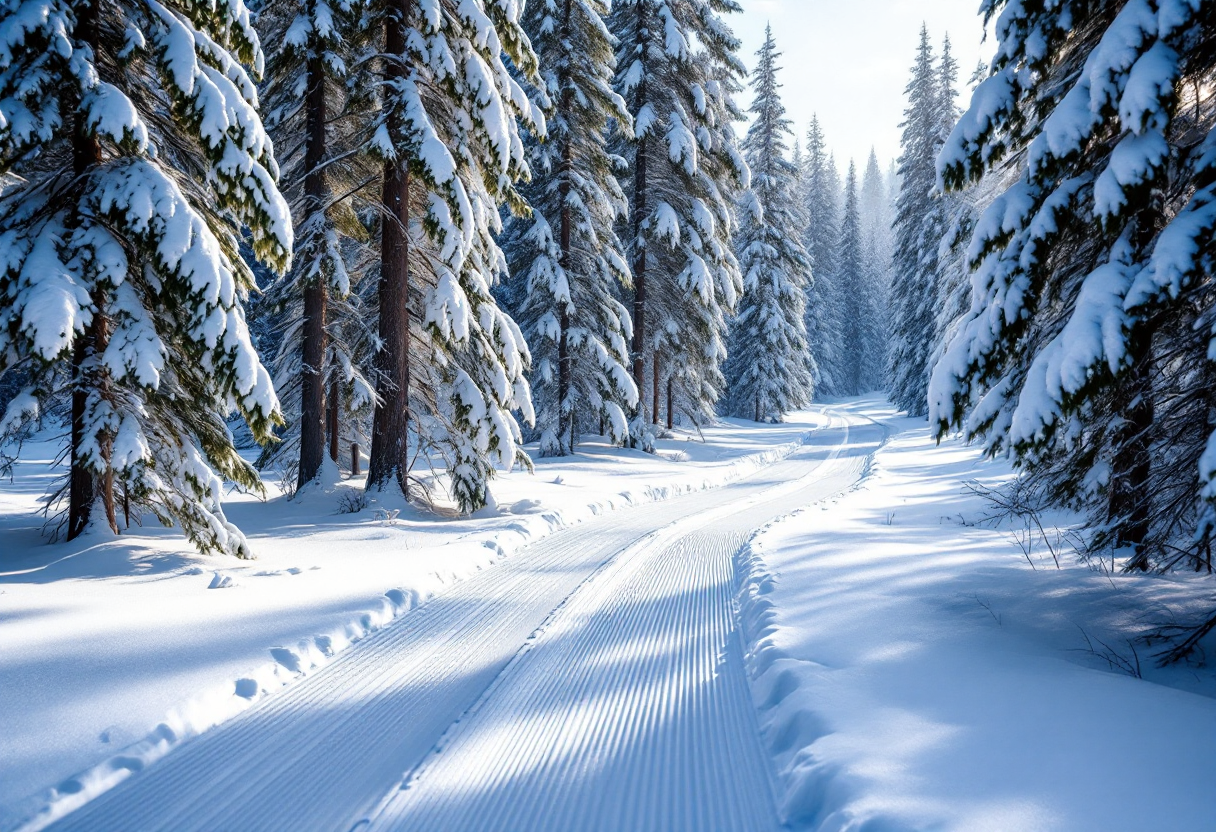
[{"x1": 39, "y1": 409, "x2": 886, "y2": 832}]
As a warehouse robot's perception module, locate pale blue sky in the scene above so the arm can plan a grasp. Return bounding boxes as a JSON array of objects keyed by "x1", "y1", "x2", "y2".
[{"x1": 733, "y1": 0, "x2": 990, "y2": 171}]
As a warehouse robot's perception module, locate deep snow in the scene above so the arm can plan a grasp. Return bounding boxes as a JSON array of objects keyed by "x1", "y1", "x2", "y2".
[
  {"x1": 5, "y1": 399, "x2": 1215, "y2": 832},
  {"x1": 738, "y1": 400, "x2": 1216, "y2": 832},
  {"x1": 0, "y1": 412, "x2": 825, "y2": 831},
  {"x1": 36, "y1": 413, "x2": 880, "y2": 832}
]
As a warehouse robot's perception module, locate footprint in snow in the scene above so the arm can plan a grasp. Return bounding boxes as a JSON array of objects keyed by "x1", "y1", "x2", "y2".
[{"x1": 234, "y1": 678, "x2": 259, "y2": 699}]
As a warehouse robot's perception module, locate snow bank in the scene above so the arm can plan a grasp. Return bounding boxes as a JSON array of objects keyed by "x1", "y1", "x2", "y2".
[
  {"x1": 736, "y1": 408, "x2": 1216, "y2": 832},
  {"x1": 0, "y1": 413, "x2": 826, "y2": 832}
]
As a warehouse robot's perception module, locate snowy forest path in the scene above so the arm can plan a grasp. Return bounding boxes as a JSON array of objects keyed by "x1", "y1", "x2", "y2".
[{"x1": 42, "y1": 408, "x2": 887, "y2": 832}]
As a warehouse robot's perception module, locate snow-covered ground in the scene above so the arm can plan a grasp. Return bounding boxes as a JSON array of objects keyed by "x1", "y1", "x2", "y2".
[
  {"x1": 738, "y1": 400, "x2": 1216, "y2": 832},
  {"x1": 0, "y1": 413, "x2": 826, "y2": 831},
  {"x1": 7, "y1": 399, "x2": 1215, "y2": 832}
]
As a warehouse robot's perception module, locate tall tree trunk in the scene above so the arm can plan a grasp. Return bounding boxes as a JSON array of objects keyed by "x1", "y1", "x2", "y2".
[
  {"x1": 665, "y1": 375, "x2": 673, "y2": 430},
  {"x1": 556, "y1": 0, "x2": 573, "y2": 456},
  {"x1": 1112, "y1": 330, "x2": 1154, "y2": 570},
  {"x1": 68, "y1": 0, "x2": 115, "y2": 540},
  {"x1": 1115, "y1": 209, "x2": 1161, "y2": 571},
  {"x1": 558, "y1": 306, "x2": 570, "y2": 452},
  {"x1": 68, "y1": 340, "x2": 96, "y2": 540},
  {"x1": 327, "y1": 375, "x2": 340, "y2": 464},
  {"x1": 368, "y1": 0, "x2": 412, "y2": 496},
  {"x1": 630, "y1": 135, "x2": 646, "y2": 434},
  {"x1": 652, "y1": 354, "x2": 660, "y2": 426},
  {"x1": 298, "y1": 47, "x2": 329, "y2": 491},
  {"x1": 630, "y1": 10, "x2": 648, "y2": 440}
]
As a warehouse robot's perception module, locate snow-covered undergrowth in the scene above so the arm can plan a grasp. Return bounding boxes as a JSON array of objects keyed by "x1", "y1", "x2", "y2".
[
  {"x1": 737, "y1": 405, "x2": 1216, "y2": 832},
  {"x1": 0, "y1": 414, "x2": 825, "y2": 832}
]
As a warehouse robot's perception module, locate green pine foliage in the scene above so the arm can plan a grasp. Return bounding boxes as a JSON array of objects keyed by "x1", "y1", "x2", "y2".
[
  {"x1": 609, "y1": 0, "x2": 749, "y2": 440},
  {"x1": 724, "y1": 26, "x2": 813, "y2": 422},
  {"x1": 256, "y1": 0, "x2": 378, "y2": 488},
  {"x1": 362, "y1": 0, "x2": 544, "y2": 511},
  {"x1": 932, "y1": 0, "x2": 1216, "y2": 588},
  {"x1": 800, "y1": 117, "x2": 844, "y2": 398},
  {"x1": 888, "y1": 27, "x2": 957, "y2": 417},
  {"x1": 502, "y1": 0, "x2": 638, "y2": 456},
  {"x1": 0, "y1": 0, "x2": 293, "y2": 554}
]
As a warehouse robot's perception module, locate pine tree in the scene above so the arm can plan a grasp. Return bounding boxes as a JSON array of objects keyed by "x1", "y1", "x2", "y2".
[
  {"x1": 836, "y1": 160, "x2": 866, "y2": 395},
  {"x1": 932, "y1": 1, "x2": 1216, "y2": 581},
  {"x1": 791, "y1": 136, "x2": 820, "y2": 391},
  {"x1": 609, "y1": 0, "x2": 749, "y2": 442},
  {"x1": 0, "y1": 0, "x2": 293, "y2": 554},
  {"x1": 887, "y1": 25, "x2": 945, "y2": 417},
  {"x1": 929, "y1": 47, "x2": 988, "y2": 386},
  {"x1": 362, "y1": 0, "x2": 543, "y2": 511},
  {"x1": 724, "y1": 26, "x2": 813, "y2": 422},
  {"x1": 859, "y1": 148, "x2": 892, "y2": 390},
  {"x1": 503, "y1": 0, "x2": 638, "y2": 456},
  {"x1": 800, "y1": 118, "x2": 843, "y2": 398},
  {"x1": 257, "y1": 0, "x2": 377, "y2": 491}
]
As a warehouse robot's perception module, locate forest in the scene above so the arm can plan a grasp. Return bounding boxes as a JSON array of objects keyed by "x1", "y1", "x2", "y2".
[{"x1": 0, "y1": 2, "x2": 1214, "y2": 830}]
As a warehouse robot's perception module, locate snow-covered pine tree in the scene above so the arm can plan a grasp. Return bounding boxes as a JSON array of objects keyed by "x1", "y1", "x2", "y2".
[
  {"x1": 363, "y1": 0, "x2": 543, "y2": 511},
  {"x1": 670, "y1": 29, "x2": 750, "y2": 429},
  {"x1": 666, "y1": 35, "x2": 749, "y2": 428},
  {"x1": 835, "y1": 160, "x2": 866, "y2": 395},
  {"x1": 724, "y1": 25, "x2": 812, "y2": 422},
  {"x1": 929, "y1": 50, "x2": 989, "y2": 386},
  {"x1": 887, "y1": 25, "x2": 945, "y2": 417},
  {"x1": 258, "y1": 0, "x2": 377, "y2": 491},
  {"x1": 0, "y1": 0, "x2": 293, "y2": 554},
  {"x1": 931, "y1": 0, "x2": 1216, "y2": 577},
  {"x1": 791, "y1": 136, "x2": 820, "y2": 391},
  {"x1": 800, "y1": 116, "x2": 844, "y2": 398},
  {"x1": 609, "y1": 0, "x2": 749, "y2": 441},
  {"x1": 859, "y1": 148, "x2": 892, "y2": 391},
  {"x1": 502, "y1": 0, "x2": 638, "y2": 456}
]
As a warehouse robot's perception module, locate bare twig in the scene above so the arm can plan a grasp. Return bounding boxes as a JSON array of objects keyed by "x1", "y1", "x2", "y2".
[
  {"x1": 975, "y1": 595, "x2": 1002, "y2": 626},
  {"x1": 1070, "y1": 624, "x2": 1143, "y2": 678}
]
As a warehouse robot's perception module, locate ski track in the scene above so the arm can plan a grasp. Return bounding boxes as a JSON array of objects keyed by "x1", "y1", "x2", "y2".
[{"x1": 41, "y1": 412, "x2": 884, "y2": 832}]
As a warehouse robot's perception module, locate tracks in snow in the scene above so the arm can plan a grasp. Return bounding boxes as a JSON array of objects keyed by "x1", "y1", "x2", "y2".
[{"x1": 41, "y1": 413, "x2": 884, "y2": 832}]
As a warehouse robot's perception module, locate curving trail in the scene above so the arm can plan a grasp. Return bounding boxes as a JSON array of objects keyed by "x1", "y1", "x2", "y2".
[{"x1": 43, "y1": 410, "x2": 885, "y2": 832}]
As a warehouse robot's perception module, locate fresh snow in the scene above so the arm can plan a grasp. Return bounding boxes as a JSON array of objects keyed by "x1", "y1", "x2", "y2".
[
  {"x1": 0, "y1": 412, "x2": 827, "y2": 831},
  {"x1": 3, "y1": 400, "x2": 1214, "y2": 832},
  {"x1": 738, "y1": 400, "x2": 1216, "y2": 832}
]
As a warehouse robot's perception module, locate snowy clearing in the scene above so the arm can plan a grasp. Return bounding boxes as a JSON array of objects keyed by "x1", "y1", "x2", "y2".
[{"x1": 739, "y1": 400, "x2": 1216, "y2": 832}]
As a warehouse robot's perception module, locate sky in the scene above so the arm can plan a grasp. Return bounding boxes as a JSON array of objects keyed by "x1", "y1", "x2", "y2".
[{"x1": 732, "y1": 0, "x2": 991, "y2": 172}]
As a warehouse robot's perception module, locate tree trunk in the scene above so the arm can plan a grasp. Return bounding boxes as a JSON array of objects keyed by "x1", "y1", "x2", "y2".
[
  {"x1": 630, "y1": 15, "x2": 648, "y2": 440},
  {"x1": 298, "y1": 49, "x2": 329, "y2": 491},
  {"x1": 1115, "y1": 208, "x2": 1161, "y2": 571},
  {"x1": 556, "y1": 0, "x2": 573, "y2": 456},
  {"x1": 368, "y1": 0, "x2": 412, "y2": 497},
  {"x1": 652, "y1": 354, "x2": 660, "y2": 426},
  {"x1": 558, "y1": 306, "x2": 570, "y2": 452},
  {"x1": 755, "y1": 393, "x2": 760, "y2": 424},
  {"x1": 327, "y1": 374, "x2": 340, "y2": 464},
  {"x1": 666, "y1": 375, "x2": 673, "y2": 430},
  {"x1": 1112, "y1": 331, "x2": 1154, "y2": 570},
  {"x1": 68, "y1": 0, "x2": 115, "y2": 540}
]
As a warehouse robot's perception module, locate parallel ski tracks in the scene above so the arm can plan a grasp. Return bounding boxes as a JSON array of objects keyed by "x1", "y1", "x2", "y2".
[{"x1": 43, "y1": 414, "x2": 883, "y2": 832}]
